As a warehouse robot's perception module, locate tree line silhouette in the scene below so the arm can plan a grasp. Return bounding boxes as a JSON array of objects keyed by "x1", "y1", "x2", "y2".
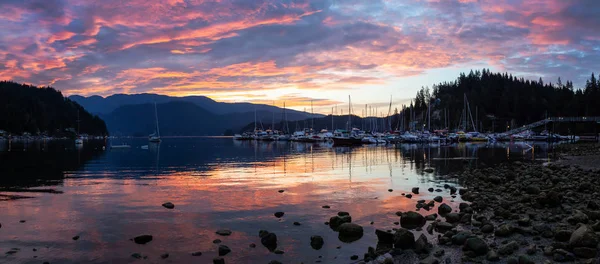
[
  {"x1": 394, "y1": 69, "x2": 600, "y2": 132},
  {"x1": 0, "y1": 81, "x2": 108, "y2": 136}
]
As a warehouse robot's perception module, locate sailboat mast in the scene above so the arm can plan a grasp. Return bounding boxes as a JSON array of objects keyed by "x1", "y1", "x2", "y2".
[
  {"x1": 77, "y1": 110, "x2": 80, "y2": 135},
  {"x1": 348, "y1": 95, "x2": 351, "y2": 130},
  {"x1": 331, "y1": 107, "x2": 334, "y2": 130},
  {"x1": 254, "y1": 107, "x2": 257, "y2": 131},
  {"x1": 154, "y1": 102, "x2": 160, "y2": 137},
  {"x1": 311, "y1": 100, "x2": 314, "y2": 131},
  {"x1": 272, "y1": 101, "x2": 275, "y2": 131}
]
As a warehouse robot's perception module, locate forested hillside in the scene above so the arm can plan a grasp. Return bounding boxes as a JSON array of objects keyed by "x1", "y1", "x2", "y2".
[{"x1": 0, "y1": 81, "x2": 108, "y2": 136}]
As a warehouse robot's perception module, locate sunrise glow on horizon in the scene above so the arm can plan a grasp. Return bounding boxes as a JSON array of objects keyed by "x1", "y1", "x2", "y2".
[{"x1": 1, "y1": 0, "x2": 599, "y2": 113}]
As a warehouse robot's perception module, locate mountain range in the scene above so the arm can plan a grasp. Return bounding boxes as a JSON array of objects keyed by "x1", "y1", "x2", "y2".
[{"x1": 70, "y1": 94, "x2": 322, "y2": 136}]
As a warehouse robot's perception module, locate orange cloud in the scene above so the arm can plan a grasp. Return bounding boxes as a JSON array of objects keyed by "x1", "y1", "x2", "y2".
[{"x1": 47, "y1": 31, "x2": 76, "y2": 43}]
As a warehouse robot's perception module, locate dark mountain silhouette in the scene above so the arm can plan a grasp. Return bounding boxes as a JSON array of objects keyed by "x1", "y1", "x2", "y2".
[
  {"x1": 69, "y1": 93, "x2": 322, "y2": 118},
  {"x1": 102, "y1": 101, "x2": 320, "y2": 136},
  {"x1": 0, "y1": 81, "x2": 107, "y2": 136}
]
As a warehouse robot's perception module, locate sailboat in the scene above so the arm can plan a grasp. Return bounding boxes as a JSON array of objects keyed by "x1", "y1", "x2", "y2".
[
  {"x1": 149, "y1": 102, "x2": 161, "y2": 143},
  {"x1": 75, "y1": 110, "x2": 84, "y2": 145},
  {"x1": 332, "y1": 95, "x2": 363, "y2": 146}
]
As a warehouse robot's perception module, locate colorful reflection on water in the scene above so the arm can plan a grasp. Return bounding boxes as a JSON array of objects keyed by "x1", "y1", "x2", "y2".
[{"x1": 0, "y1": 138, "x2": 559, "y2": 263}]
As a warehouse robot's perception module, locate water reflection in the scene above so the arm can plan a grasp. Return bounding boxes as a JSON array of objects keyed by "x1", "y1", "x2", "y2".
[{"x1": 0, "y1": 138, "x2": 561, "y2": 263}]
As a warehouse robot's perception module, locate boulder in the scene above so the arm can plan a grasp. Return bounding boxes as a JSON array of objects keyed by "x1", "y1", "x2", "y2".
[
  {"x1": 434, "y1": 222, "x2": 454, "y2": 233},
  {"x1": 412, "y1": 187, "x2": 420, "y2": 194},
  {"x1": 375, "y1": 229, "x2": 394, "y2": 244},
  {"x1": 213, "y1": 257, "x2": 225, "y2": 264},
  {"x1": 451, "y1": 231, "x2": 472, "y2": 245},
  {"x1": 445, "y1": 213, "x2": 461, "y2": 223},
  {"x1": 415, "y1": 234, "x2": 432, "y2": 254},
  {"x1": 566, "y1": 210, "x2": 589, "y2": 225},
  {"x1": 338, "y1": 223, "x2": 364, "y2": 242},
  {"x1": 498, "y1": 241, "x2": 519, "y2": 255},
  {"x1": 329, "y1": 215, "x2": 352, "y2": 229},
  {"x1": 572, "y1": 247, "x2": 597, "y2": 259},
  {"x1": 464, "y1": 237, "x2": 489, "y2": 256},
  {"x1": 393, "y1": 228, "x2": 415, "y2": 249},
  {"x1": 310, "y1": 235, "x2": 324, "y2": 250},
  {"x1": 433, "y1": 196, "x2": 443, "y2": 203},
  {"x1": 400, "y1": 211, "x2": 426, "y2": 229},
  {"x1": 259, "y1": 230, "x2": 278, "y2": 250},
  {"x1": 438, "y1": 203, "x2": 452, "y2": 215},
  {"x1": 274, "y1": 212, "x2": 284, "y2": 218},
  {"x1": 218, "y1": 245, "x2": 231, "y2": 256},
  {"x1": 569, "y1": 225, "x2": 599, "y2": 248}
]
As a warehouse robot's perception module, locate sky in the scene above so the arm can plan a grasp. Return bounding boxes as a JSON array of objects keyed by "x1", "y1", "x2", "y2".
[{"x1": 1, "y1": 0, "x2": 599, "y2": 114}]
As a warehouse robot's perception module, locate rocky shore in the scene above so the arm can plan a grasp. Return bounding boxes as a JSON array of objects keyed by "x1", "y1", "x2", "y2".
[{"x1": 353, "y1": 144, "x2": 600, "y2": 264}]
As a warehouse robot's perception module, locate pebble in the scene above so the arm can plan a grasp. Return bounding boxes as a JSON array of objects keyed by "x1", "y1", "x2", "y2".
[
  {"x1": 274, "y1": 212, "x2": 284, "y2": 218},
  {"x1": 216, "y1": 229, "x2": 232, "y2": 236},
  {"x1": 161, "y1": 202, "x2": 175, "y2": 209}
]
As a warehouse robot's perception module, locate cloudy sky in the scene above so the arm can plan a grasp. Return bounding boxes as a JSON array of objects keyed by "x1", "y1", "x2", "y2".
[{"x1": 1, "y1": 0, "x2": 599, "y2": 113}]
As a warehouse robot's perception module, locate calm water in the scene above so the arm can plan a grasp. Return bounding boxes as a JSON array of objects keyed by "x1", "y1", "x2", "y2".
[{"x1": 0, "y1": 138, "x2": 558, "y2": 263}]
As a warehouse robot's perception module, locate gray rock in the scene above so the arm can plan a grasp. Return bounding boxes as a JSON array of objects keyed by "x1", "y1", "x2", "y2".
[
  {"x1": 131, "y1": 253, "x2": 142, "y2": 259},
  {"x1": 572, "y1": 247, "x2": 597, "y2": 259},
  {"x1": 393, "y1": 228, "x2": 415, "y2": 249},
  {"x1": 424, "y1": 168, "x2": 434, "y2": 173},
  {"x1": 274, "y1": 212, "x2": 284, "y2": 218},
  {"x1": 162, "y1": 202, "x2": 174, "y2": 209},
  {"x1": 160, "y1": 253, "x2": 169, "y2": 259},
  {"x1": 412, "y1": 187, "x2": 420, "y2": 194},
  {"x1": 310, "y1": 235, "x2": 324, "y2": 250},
  {"x1": 438, "y1": 204, "x2": 452, "y2": 215},
  {"x1": 259, "y1": 230, "x2": 278, "y2": 250},
  {"x1": 329, "y1": 215, "x2": 352, "y2": 229},
  {"x1": 486, "y1": 250, "x2": 499, "y2": 261},
  {"x1": 213, "y1": 257, "x2": 225, "y2": 264},
  {"x1": 191, "y1": 251, "x2": 202, "y2": 256},
  {"x1": 464, "y1": 237, "x2": 489, "y2": 256},
  {"x1": 433, "y1": 196, "x2": 443, "y2": 203},
  {"x1": 569, "y1": 224, "x2": 599, "y2": 248},
  {"x1": 218, "y1": 245, "x2": 231, "y2": 256},
  {"x1": 376, "y1": 229, "x2": 394, "y2": 244},
  {"x1": 425, "y1": 213, "x2": 438, "y2": 221},
  {"x1": 338, "y1": 223, "x2": 364, "y2": 242},
  {"x1": 434, "y1": 222, "x2": 454, "y2": 232},
  {"x1": 401, "y1": 211, "x2": 426, "y2": 229},
  {"x1": 337, "y1": 211, "x2": 350, "y2": 216},
  {"x1": 405, "y1": 194, "x2": 413, "y2": 199},
  {"x1": 498, "y1": 241, "x2": 519, "y2": 255},
  {"x1": 554, "y1": 229, "x2": 573, "y2": 242},
  {"x1": 481, "y1": 224, "x2": 494, "y2": 233},
  {"x1": 567, "y1": 210, "x2": 589, "y2": 225},
  {"x1": 451, "y1": 231, "x2": 472, "y2": 245},
  {"x1": 350, "y1": 255, "x2": 359, "y2": 260},
  {"x1": 213, "y1": 239, "x2": 221, "y2": 244},
  {"x1": 445, "y1": 213, "x2": 461, "y2": 223},
  {"x1": 72, "y1": 235, "x2": 79, "y2": 240},
  {"x1": 495, "y1": 224, "x2": 513, "y2": 237},
  {"x1": 133, "y1": 235, "x2": 153, "y2": 244},
  {"x1": 415, "y1": 234, "x2": 432, "y2": 253},
  {"x1": 216, "y1": 229, "x2": 232, "y2": 236}
]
